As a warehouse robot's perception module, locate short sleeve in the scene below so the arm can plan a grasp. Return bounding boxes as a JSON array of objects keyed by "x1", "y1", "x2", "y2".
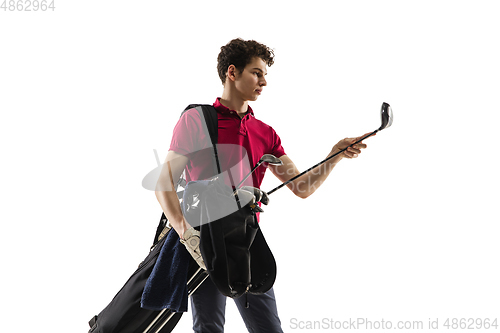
[
  {"x1": 269, "y1": 126, "x2": 286, "y2": 158},
  {"x1": 169, "y1": 108, "x2": 210, "y2": 156}
]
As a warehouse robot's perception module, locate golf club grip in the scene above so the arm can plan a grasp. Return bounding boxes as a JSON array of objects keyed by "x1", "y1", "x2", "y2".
[{"x1": 267, "y1": 130, "x2": 378, "y2": 195}]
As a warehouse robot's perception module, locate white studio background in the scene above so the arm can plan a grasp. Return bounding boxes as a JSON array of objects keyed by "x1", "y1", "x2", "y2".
[{"x1": 1, "y1": 1, "x2": 499, "y2": 332}]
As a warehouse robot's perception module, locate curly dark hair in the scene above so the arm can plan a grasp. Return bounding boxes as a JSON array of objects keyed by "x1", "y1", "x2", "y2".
[{"x1": 217, "y1": 38, "x2": 275, "y2": 85}]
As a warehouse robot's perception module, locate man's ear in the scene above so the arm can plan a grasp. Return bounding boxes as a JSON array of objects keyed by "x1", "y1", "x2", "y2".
[{"x1": 227, "y1": 64, "x2": 239, "y2": 82}]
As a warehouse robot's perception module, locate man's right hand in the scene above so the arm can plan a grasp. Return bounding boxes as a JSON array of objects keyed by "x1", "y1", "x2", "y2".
[{"x1": 179, "y1": 227, "x2": 206, "y2": 270}]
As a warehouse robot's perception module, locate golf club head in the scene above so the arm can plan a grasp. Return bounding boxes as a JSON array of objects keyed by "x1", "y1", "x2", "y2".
[
  {"x1": 260, "y1": 154, "x2": 283, "y2": 166},
  {"x1": 379, "y1": 102, "x2": 393, "y2": 131}
]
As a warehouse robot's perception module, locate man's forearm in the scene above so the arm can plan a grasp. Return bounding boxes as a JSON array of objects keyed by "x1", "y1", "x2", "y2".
[
  {"x1": 292, "y1": 149, "x2": 341, "y2": 198},
  {"x1": 272, "y1": 138, "x2": 366, "y2": 199},
  {"x1": 155, "y1": 189, "x2": 189, "y2": 238},
  {"x1": 155, "y1": 151, "x2": 190, "y2": 238}
]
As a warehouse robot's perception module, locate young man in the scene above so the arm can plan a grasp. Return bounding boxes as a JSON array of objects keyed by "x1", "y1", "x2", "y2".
[{"x1": 155, "y1": 38, "x2": 370, "y2": 332}]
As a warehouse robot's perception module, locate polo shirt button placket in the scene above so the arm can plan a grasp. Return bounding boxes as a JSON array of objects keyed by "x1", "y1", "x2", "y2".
[{"x1": 240, "y1": 116, "x2": 248, "y2": 136}]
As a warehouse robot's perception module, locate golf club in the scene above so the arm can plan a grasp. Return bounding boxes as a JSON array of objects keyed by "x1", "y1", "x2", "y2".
[
  {"x1": 267, "y1": 102, "x2": 393, "y2": 195},
  {"x1": 235, "y1": 154, "x2": 283, "y2": 188}
]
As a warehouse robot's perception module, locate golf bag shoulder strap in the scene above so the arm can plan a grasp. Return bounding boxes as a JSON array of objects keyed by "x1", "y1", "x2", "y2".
[
  {"x1": 153, "y1": 104, "x2": 220, "y2": 247},
  {"x1": 182, "y1": 104, "x2": 221, "y2": 175},
  {"x1": 182, "y1": 104, "x2": 218, "y2": 146}
]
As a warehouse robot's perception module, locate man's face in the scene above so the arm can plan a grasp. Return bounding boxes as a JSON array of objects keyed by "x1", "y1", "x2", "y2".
[{"x1": 233, "y1": 57, "x2": 268, "y2": 101}]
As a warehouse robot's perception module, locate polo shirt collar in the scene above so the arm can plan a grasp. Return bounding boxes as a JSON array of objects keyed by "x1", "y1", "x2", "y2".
[{"x1": 213, "y1": 98, "x2": 255, "y2": 117}]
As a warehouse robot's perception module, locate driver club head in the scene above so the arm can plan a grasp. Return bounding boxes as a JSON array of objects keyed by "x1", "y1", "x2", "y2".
[
  {"x1": 379, "y1": 102, "x2": 393, "y2": 131},
  {"x1": 260, "y1": 154, "x2": 283, "y2": 166}
]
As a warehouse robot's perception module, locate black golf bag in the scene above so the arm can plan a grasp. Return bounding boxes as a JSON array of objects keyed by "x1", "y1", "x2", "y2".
[{"x1": 183, "y1": 175, "x2": 276, "y2": 299}]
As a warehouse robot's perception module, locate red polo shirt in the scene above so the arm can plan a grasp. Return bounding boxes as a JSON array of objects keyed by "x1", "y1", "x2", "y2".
[{"x1": 169, "y1": 98, "x2": 286, "y2": 189}]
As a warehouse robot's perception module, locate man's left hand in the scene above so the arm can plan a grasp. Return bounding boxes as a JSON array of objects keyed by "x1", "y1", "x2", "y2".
[{"x1": 332, "y1": 132, "x2": 373, "y2": 161}]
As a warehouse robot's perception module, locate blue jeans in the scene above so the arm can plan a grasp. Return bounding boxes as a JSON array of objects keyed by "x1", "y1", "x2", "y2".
[{"x1": 190, "y1": 277, "x2": 283, "y2": 333}]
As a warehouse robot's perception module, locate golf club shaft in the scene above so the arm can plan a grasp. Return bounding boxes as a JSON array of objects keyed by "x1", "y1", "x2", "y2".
[
  {"x1": 235, "y1": 162, "x2": 262, "y2": 188},
  {"x1": 267, "y1": 129, "x2": 378, "y2": 196}
]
